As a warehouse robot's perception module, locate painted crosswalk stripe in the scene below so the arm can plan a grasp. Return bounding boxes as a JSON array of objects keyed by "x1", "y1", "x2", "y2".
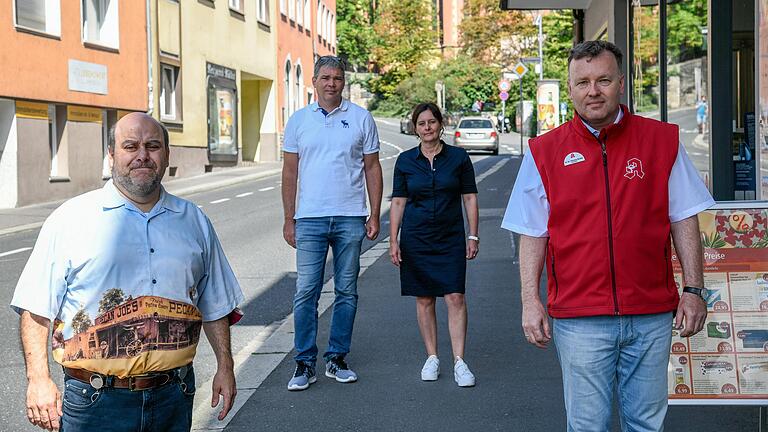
[
  {"x1": 236, "y1": 192, "x2": 254, "y2": 198},
  {"x1": 258, "y1": 186, "x2": 275, "y2": 192},
  {"x1": 0, "y1": 247, "x2": 32, "y2": 258},
  {"x1": 210, "y1": 198, "x2": 230, "y2": 204}
]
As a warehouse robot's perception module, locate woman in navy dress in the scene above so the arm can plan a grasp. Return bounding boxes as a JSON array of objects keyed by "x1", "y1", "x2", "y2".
[{"x1": 389, "y1": 102, "x2": 479, "y2": 387}]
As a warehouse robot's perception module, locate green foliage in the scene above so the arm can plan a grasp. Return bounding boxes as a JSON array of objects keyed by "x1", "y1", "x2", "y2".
[
  {"x1": 71, "y1": 309, "x2": 91, "y2": 334},
  {"x1": 98, "y1": 288, "x2": 125, "y2": 314},
  {"x1": 337, "y1": 0, "x2": 375, "y2": 70},
  {"x1": 542, "y1": 11, "x2": 573, "y2": 120},
  {"x1": 459, "y1": 0, "x2": 532, "y2": 66},
  {"x1": 370, "y1": 0, "x2": 437, "y2": 98}
]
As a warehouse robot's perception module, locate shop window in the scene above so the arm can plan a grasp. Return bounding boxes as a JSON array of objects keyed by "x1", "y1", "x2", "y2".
[
  {"x1": 631, "y1": 1, "x2": 660, "y2": 116},
  {"x1": 15, "y1": 0, "x2": 61, "y2": 36},
  {"x1": 160, "y1": 64, "x2": 182, "y2": 122},
  {"x1": 82, "y1": 0, "x2": 119, "y2": 49}
]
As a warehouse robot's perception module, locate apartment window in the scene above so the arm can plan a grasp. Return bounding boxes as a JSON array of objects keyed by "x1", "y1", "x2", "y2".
[
  {"x1": 303, "y1": 0, "x2": 310, "y2": 31},
  {"x1": 317, "y1": 2, "x2": 323, "y2": 38},
  {"x1": 256, "y1": 0, "x2": 269, "y2": 25},
  {"x1": 229, "y1": 0, "x2": 243, "y2": 14},
  {"x1": 280, "y1": 0, "x2": 286, "y2": 15},
  {"x1": 160, "y1": 64, "x2": 182, "y2": 122},
  {"x1": 82, "y1": 0, "x2": 119, "y2": 49},
  {"x1": 296, "y1": 0, "x2": 303, "y2": 26},
  {"x1": 295, "y1": 65, "x2": 303, "y2": 111},
  {"x1": 284, "y1": 59, "x2": 292, "y2": 124},
  {"x1": 14, "y1": 0, "x2": 61, "y2": 36},
  {"x1": 288, "y1": 0, "x2": 295, "y2": 20}
]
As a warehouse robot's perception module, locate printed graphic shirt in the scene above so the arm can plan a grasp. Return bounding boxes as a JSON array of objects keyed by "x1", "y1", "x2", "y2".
[
  {"x1": 11, "y1": 181, "x2": 244, "y2": 378},
  {"x1": 283, "y1": 99, "x2": 380, "y2": 219}
]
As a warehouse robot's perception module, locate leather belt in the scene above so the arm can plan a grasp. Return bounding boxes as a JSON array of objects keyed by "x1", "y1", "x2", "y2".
[{"x1": 63, "y1": 364, "x2": 191, "y2": 391}]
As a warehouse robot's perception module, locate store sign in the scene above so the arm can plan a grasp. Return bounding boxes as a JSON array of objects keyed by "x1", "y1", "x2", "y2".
[
  {"x1": 67, "y1": 106, "x2": 102, "y2": 123},
  {"x1": 206, "y1": 62, "x2": 236, "y2": 82},
  {"x1": 15, "y1": 101, "x2": 48, "y2": 119},
  {"x1": 68, "y1": 60, "x2": 108, "y2": 95},
  {"x1": 669, "y1": 204, "x2": 768, "y2": 405}
]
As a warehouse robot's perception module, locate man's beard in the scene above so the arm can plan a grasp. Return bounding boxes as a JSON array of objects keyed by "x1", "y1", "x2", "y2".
[{"x1": 112, "y1": 165, "x2": 161, "y2": 197}]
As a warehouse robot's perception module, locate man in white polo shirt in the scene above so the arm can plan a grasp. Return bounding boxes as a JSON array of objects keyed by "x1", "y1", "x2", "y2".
[{"x1": 281, "y1": 56, "x2": 383, "y2": 391}]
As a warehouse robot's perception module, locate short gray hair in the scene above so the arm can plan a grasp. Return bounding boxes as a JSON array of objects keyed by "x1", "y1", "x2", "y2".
[
  {"x1": 108, "y1": 115, "x2": 170, "y2": 152},
  {"x1": 568, "y1": 40, "x2": 624, "y2": 69},
  {"x1": 313, "y1": 55, "x2": 346, "y2": 78}
]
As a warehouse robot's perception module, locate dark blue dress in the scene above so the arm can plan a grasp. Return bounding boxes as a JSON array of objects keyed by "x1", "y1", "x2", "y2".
[{"x1": 392, "y1": 142, "x2": 478, "y2": 297}]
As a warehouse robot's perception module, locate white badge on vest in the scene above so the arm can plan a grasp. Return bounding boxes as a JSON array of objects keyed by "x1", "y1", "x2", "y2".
[{"x1": 563, "y1": 152, "x2": 586, "y2": 166}]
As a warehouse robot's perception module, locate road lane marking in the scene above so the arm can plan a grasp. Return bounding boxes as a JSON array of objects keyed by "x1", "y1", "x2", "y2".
[
  {"x1": 236, "y1": 192, "x2": 254, "y2": 198},
  {"x1": 0, "y1": 247, "x2": 32, "y2": 258},
  {"x1": 476, "y1": 158, "x2": 510, "y2": 184},
  {"x1": 258, "y1": 186, "x2": 275, "y2": 192},
  {"x1": 210, "y1": 198, "x2": 230, "y2": 204},
  {"x1": 381, "y1": 140, "x2": 405, "y2": 153}
]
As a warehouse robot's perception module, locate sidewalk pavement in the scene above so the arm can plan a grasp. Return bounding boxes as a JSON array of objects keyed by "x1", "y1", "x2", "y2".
[{"x1": 0, "y1": 162, "x2": 283, "y2": 237}]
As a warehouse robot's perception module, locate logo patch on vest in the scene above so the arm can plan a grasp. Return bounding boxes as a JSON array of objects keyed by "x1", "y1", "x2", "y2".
[
  {"x1": 624, "y1": 158, "x2": 645, "y2": 179},
  {"x1": 563, "y1": 152, "x2": 586, "y2": 166}
]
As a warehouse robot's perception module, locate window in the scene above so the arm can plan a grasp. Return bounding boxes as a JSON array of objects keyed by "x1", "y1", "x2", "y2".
[
  {"x1": 82, "y1": 0, "x2": 119, "y2": 49},
  {"x1": 324, "y1": 9, "x2": 330, "y2": 41},
  {"x1": 296, "y1": 0, "x2": 303, "y2": 26},
  {"x1": 256, "y1": 0, "x2": 269, "y2": 24},
  {"x1": 14, "y1": 0, "x2": 61, "y2": 36},
  {"x1": 295, "y1": 65, "x2": 303, "y2": 111},
  {"x1": 303, "y1": 0, "x2": 310, "y2": 31},
  {"x1": 331, "y1": 13, "x2": 335, "y2": 45},
  {"x1": 280, "y1": 0, "x2": 286, "y2": 15},
  {"x1": 229, "y1": 0, "x2": 243, "y2": 14},
  {"x1": 284, "y1": 59, "x2": 292, "y2": 124},
  {"x1": 318, "y1": 3, "x2": 324, "y2": 39},
  {"x1": 288, "y1": 0, "x2": 295, "y2": 20},
  {"x1": 160, "y1": 64, "x2": 182, "y2": 122}
]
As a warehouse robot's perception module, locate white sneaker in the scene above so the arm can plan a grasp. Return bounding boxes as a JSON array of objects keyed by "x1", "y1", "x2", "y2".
[
  {"x1": 421, "y1": 355, "x2": 440, "y2": 381},
  {"x1": 454, "y1": 357, "x2": 475, "y2": 387}
]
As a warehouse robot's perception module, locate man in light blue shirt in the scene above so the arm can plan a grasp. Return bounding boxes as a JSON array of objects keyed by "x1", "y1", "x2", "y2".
[
  {"x1": 282, "y1": 56, "x2": 383, "y2": 391},
  {"x1": 12, "y1": 113, "x2": 243, "y2": 432}
]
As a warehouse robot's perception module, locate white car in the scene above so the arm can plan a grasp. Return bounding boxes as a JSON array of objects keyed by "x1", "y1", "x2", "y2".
[{"x1": 453, "y1": 117, "x2": 499, "y2": 155}]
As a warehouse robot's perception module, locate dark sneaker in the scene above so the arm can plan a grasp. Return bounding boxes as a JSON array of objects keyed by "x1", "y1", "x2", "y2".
[
  {"x1": 325, "y1": 356, "x2": 358, "y2": 383},
  {"x1": 287, "y1": 361, "x2": 316, "y2": 391}
]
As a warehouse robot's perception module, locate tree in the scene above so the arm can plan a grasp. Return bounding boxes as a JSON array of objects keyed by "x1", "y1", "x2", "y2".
[
  {"x1": 337, "y1": 0, "x2": 375, "y2": 71},
  {"x1": 459, "y1": 0, "x2": 534, "y2": 68},
  {"x1": 370, "y1": 0, "x2": 437, "y2": 98},
  {"x1": 98, "y1": 288, "x2": 125, "y2": 314},
  {"x1": 541, "y1": 10, "x2": 575, "y2": 119},
  {"x1": 71, "y1": 309, "x2": 92, "y2": 334}
]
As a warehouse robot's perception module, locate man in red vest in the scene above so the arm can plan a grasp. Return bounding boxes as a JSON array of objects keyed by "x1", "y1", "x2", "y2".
[{"x1": 502, "y1": 40, "x2": 714, "y2": 431}]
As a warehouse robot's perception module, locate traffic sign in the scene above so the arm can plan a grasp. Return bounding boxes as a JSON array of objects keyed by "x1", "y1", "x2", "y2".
[
  {"x1": 513, "y1": 62, "x2": 528, "y2": 78},
  {"x1": 498, "y1": 79, "x2": 511, "y2": 92},
  {"x1": 499, "y1": 91, "x2": 509, "y2": 101}
]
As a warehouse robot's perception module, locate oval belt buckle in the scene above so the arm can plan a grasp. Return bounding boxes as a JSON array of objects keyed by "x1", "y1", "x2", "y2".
[{"x1": 89, "y1": 374, "x2": 104, "y2": 390}]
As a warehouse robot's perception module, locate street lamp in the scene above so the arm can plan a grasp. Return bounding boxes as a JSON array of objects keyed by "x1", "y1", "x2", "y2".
[{"x1": 533, "y1": 14, "x2": 543, "y2": 80}]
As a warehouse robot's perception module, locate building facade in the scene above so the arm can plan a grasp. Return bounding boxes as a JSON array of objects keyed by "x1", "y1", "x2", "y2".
[
  {"x1": 277, "y1": 0, "x2": 336, "y2": 131},
  {"x1": 0, "y1": 0, "x2": 148, "y2": 208},
  {"x1": 150, "y1": 0, "x2": 279, "y2": 176},
  {"x1": 502, "y1": 0, "x2": 766, "y2": 202}
]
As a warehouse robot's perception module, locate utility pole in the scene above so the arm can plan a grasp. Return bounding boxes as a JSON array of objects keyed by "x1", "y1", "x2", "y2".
[{"x1": 535, "y1": 14, "x2": 544, "y2": 80}]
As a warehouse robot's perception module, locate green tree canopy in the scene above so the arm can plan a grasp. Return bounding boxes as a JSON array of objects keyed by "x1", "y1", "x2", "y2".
[
  {"x1": 459, "y1": 0, "x2": 533, "y2": 67},
  {"x1": 98, "y1": 288, "x2": 125, "y2": 314},
  {"x1": 337, "y1": 0, "x2": 375, "y2": 70},
  {"x1": 71, "y1": 309, "x2": 92, "y2": 334}
]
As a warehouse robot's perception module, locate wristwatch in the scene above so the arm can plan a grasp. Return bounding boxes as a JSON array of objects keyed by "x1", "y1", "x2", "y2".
[
  {"x1": 467, "y1": 235, "x2": 479, "y2": 242},
  {"x1": 682, "y1": 286, "x2": 708, "y2": 302}
]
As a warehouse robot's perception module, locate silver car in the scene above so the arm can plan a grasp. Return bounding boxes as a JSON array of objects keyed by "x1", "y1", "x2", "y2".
[{"x1": 453, "y1": 117, "x2": 499, "y2": 155}]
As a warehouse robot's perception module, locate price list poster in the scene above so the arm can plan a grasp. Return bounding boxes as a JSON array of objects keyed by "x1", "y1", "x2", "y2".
[{"x1": 669, "y1": 204, "x2": 768, "y2": 405}]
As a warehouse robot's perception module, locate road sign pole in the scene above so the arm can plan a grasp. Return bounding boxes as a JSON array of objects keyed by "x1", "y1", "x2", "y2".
[
  {"x1": 502, "y1": 100, "x2": 506, "y2": 134},
  {"x1": 520, "y1": 78, "x2": 524, "y2": 154}
]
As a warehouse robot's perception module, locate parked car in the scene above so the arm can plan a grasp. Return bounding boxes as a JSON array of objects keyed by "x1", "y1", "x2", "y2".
[
  {"x1": 453, "y1": 117, "x2": 499, "y2": 155},
  {"x1": 399, "y1": 112, "x2": 415, "y2": 135}
]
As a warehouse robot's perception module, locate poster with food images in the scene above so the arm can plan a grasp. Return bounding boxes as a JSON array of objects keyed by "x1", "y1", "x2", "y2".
[{"x1": 669, "y1": 204, "x2": 768, "y2": 405}]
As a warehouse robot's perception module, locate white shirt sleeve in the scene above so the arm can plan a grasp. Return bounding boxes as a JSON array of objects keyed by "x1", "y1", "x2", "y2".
[
  {"x1": 362, "y1": 112, "x2": 380, "y2": 155},
  {"x1": 501, "y1": 151, "x2": 550, "y2": 237},
  {"x1": 669, "y1": 142, "x2": 715, "y2": 222},
  {"x1": 282, "y1": 112, "x2": 299, "y2": 153}
]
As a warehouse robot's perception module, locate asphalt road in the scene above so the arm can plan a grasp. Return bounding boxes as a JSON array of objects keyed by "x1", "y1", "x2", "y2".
[{"x1": 0, "y1": 118, "x2": 759, "y2": 431}]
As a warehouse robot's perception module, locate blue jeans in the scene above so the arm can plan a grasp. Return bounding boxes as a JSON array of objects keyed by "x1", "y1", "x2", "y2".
[
  {"x1": 554, "y1": 313, "x2": 673, "y2": 432},
  {"x1": 61, "y1": 367, "x2": 196, "y2": 432},
  {"x1": 293, "y1": 216, "x2": 366, "y2": 363}
]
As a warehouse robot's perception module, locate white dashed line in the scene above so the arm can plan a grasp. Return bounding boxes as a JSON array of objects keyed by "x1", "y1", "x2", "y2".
[
  {"x1": 236, "y1": 192, "x2": 254, "y2": 198},
  {"x1": 0, "y1": 247, "x2": 32, "y2": 258},
  {"x1": 476, "y1": 158, "x2": 510, "y2": 184},
  {"x1": 210, "y1": 198, "x2": 230, "y2": 204},
  {"x1": 258, "y1": 186, "x2": 275, "y2": 192},
  {"x1": 381, "y1": 140, "x2": 405, "y2": 153}
]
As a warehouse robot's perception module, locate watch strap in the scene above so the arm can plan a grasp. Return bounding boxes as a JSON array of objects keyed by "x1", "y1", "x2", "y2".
[{"x1": 683, "y1": 286, "x2": 704, "y2": 297}]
